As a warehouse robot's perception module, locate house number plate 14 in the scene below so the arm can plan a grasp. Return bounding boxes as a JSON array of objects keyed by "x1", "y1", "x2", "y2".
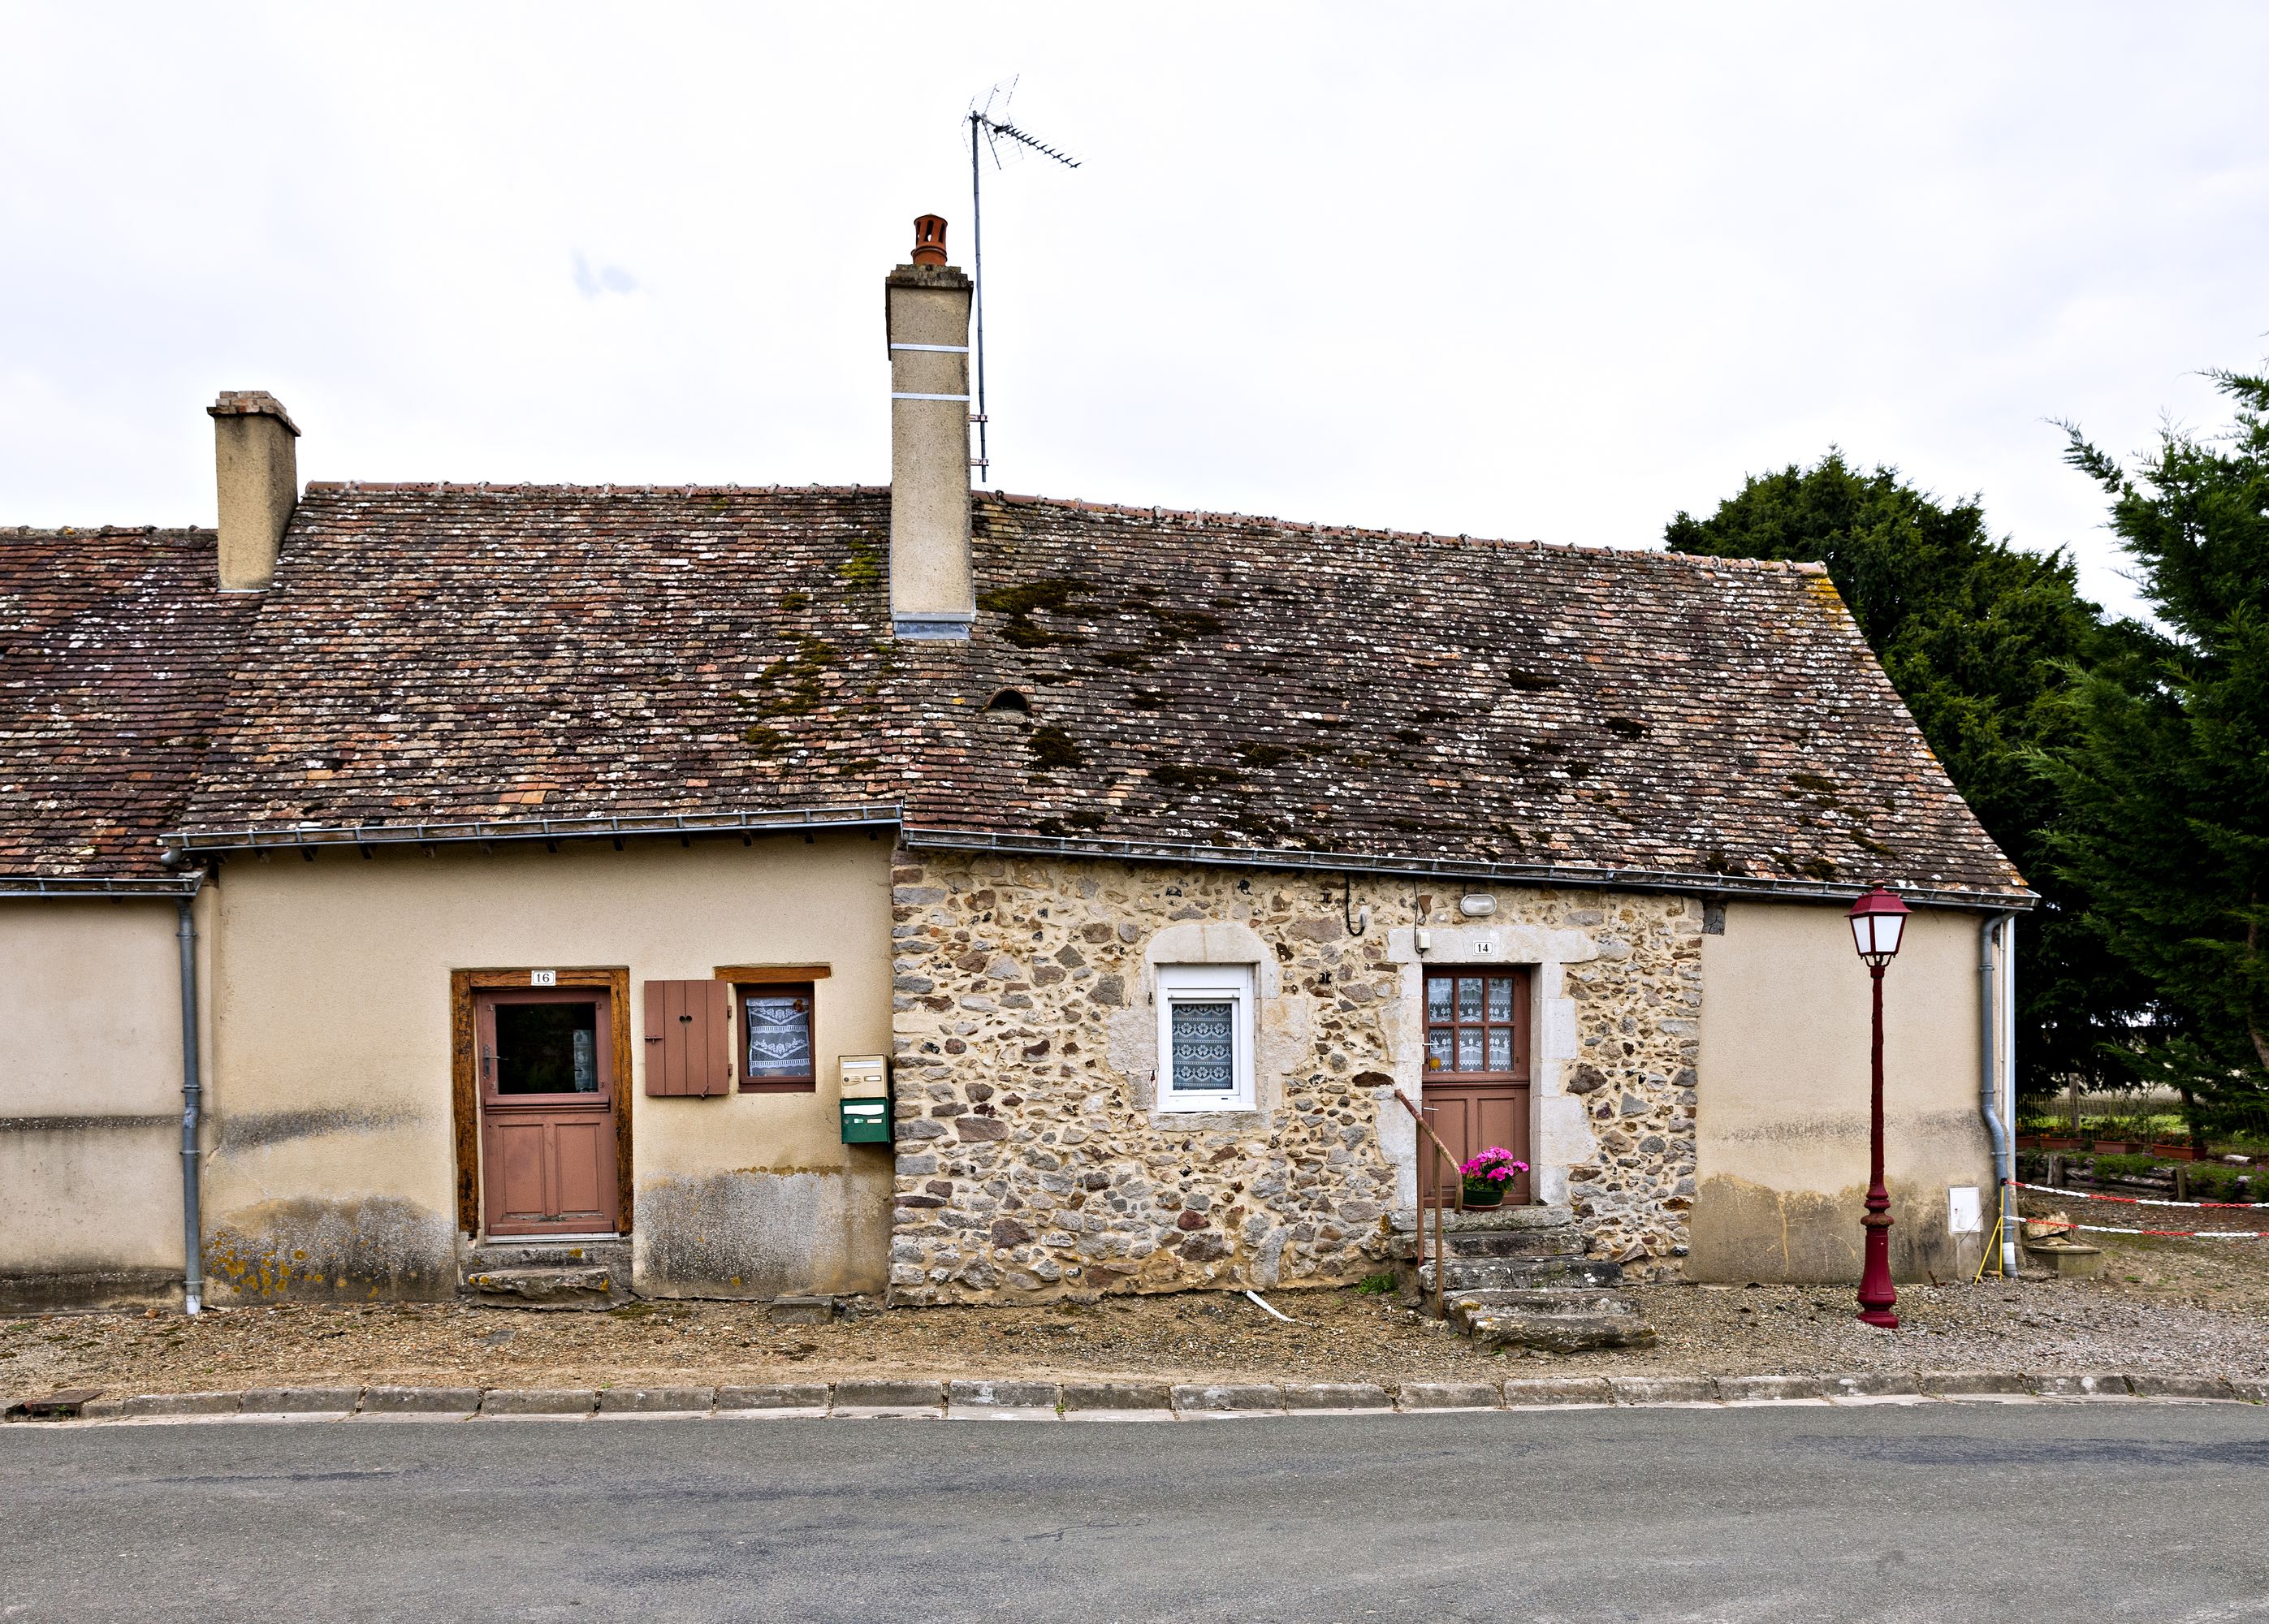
[{"x1": 529, "y1": 970, "x2": 557, "y2": 987}]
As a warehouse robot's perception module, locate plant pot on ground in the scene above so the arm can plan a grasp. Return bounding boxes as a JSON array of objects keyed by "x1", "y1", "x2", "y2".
[
  {"x1": 2042, "y1": 1138, "x2": 2083, "y2": 1152},
  {"x1": 2151, "y1": 1143, "x2": 2198, "y2": 1161},
  {"x1": 2092, "y1": 1141, "x2": 2143, "y2": 1155}
]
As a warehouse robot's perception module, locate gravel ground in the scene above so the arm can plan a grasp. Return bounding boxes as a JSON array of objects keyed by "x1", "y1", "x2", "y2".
[{"x1": 6, "y1": 1212, "x2": 2265, "y2": 1399}]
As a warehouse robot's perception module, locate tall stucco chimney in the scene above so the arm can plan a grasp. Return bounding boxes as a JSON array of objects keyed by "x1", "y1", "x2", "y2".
[
  {"x1": 885, "y1": 215, "x2": 975, "y2": 640},
  {"x1": 208, "y1": 390, "x2": 300, "y2": 590}
]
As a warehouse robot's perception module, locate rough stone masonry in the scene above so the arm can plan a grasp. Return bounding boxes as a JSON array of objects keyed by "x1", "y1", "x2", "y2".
[{"x1": 887, "y1": 847, "x2": 1703, "y2": 1305}]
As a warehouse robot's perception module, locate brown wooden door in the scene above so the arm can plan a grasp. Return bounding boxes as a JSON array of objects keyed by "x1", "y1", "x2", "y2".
[
  {"x1": 478, "y1": 988, "x2": 621, "y2": 1236},
  {"x1": 1420, "y1": 966, "x2": 1532, "y2": 1206}
]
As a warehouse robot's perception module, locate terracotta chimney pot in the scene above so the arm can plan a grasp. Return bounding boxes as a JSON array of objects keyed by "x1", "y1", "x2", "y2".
[{"x1": 910, "y1": 214, "x2": 949, "y2": 266}]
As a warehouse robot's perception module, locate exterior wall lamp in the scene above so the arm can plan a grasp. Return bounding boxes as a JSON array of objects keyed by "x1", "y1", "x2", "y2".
[{"x1": 1847, "y1": 884, "x2": 1910, "y2": 1328}]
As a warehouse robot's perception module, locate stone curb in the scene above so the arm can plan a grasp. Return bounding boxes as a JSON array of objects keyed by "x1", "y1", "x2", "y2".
[
  {"x1": 1283, "y1": 1382, "x2": 1393, "y2": 1411},
  {"x1": 15, "y1": 1371, "x2": 2267, "y2": 1425},
  {"x1": 715, "y1": 1383, "x2": 828, "y2": 1414},
  {"x1": 1607, "y1": 1376, "x2": 1717, "y2": 1406},
  {"x1": 1395, "y1": 1381, "x2": 1502, "y2": 1413},
  {"x1": 1172, "y1": 1383, "x2": 1286, "y2": 1415},
  {"x1": 599, "y1": 1386, "x2": 716, "y2": 1414},
  {"x1": 1061, "y1": 1380, "x2": 1173, "y2": 1413},
  {"x1": 360, "y1": 1386, "x2": 481, "y2": 1417},
  {"x1": 1503, "y1": 1376, "x2": 1614, "y2": 1407},
  {"x1": 1921, "y1": 1370, "x2": 2030, "y2": 1397},
  {"x1": 242, "y1": 1387, "x2": 364, "y2": 1415},
  {"x1": 2034, "y1": 1373, "x2": 2133, "y2": 1398},
  {"x1": 479, "y1": 1389, "x2": 598, "y2": 1417},
  {"x1": 1716, "y1": 1375, "x2": 1830, "y2": 1405},
  {"x1": 1824, "y1": 1372, "x2": 1921, "y2": 1399},
  {"x1": 80, "y1": 1391, "x2": 244, "y2": 1420},
  {"x1": 949, "y1": 1380, "x2": 1061, "y2": 1411}
]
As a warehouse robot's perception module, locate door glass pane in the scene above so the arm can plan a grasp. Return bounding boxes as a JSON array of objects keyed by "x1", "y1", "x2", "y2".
[
  {"x1": 1170, "y1": 1000, "x2": 1237, "y2": 1091},
  {"x1": 1427, "y1": 1028, "x2": 1455, "y2": 1071},
  {"x1": 743, "y1": 993, "x2": 814, "y2": 1080},
  {"x1": 1456, "y1": 1030, "x2": 1484, "y2": 1071},
  {"x1": 1486, "y1": 978, "x2": 1514, "y2": 1022},
  {"x1": 494, "y1": 1001, "x2": 599, "y2": 1094},
  {"x1": 1487, "y1": 1028, "x2": 1513, "y2": 1071},
  {"x1": 1425, "y1": 977, "x2": 1454, "y2": 1022},
  {"x1": 1456, "y1": 978, "x2": 1483, "y2": 1021}
]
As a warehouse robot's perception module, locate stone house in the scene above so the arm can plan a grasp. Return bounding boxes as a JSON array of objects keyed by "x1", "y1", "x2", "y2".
[{"x1": 0, "y1": 219, "x2": 2030, "y2": 1317}]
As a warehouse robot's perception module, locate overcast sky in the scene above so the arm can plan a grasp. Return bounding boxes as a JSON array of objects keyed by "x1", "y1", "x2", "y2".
[{"x1": 6, "y1": 3, "x2": 2265, "y2": 619}]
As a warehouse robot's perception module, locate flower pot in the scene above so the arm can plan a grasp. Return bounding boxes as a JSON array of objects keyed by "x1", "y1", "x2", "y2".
[
  {"x1": 2151, "y1": 1144, "x2": 2198, "y2": 1162},
  {"x1": 2015, "y1": 1135, "x2": 2042, "y2": 1151},
  {"x1": 1460, "y1": 1182, "x2": 1506, "y2": 1208},
  {"x1": 2042, "y1": 1138, "x2": 2082, "y2": 1152},
  {"x1": 2093, "y1": 1141, "x2": 2142, "y2": 1156}
]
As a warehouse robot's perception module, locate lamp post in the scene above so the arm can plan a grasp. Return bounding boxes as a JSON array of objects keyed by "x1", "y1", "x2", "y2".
[{"x1": 1848, "y1": 885, "x2": 1910, "y2": 1328}]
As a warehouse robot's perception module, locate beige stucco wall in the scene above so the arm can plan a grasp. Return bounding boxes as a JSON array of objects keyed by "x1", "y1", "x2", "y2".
[
  {"x1": 201, "y1": 832, "x2": 893, "y2": 1303},
  {"x1": 0, "y1": 896, "x2": 212, "y2": 1309},
  {"x1": 1690, "y1": 899, "x2": 1992, "y2": 1282}
]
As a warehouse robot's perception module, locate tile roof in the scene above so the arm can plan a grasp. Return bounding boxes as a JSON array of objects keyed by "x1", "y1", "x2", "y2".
[
  {"x1": 158, "y1": 482, "x2": 2025, "y2": 901},
  {"x1": 0, "y1": 527, "x2": 261, "y2": 884},
  {"x1": 177, "y1": 484, "x2": 911, "y2": 835}
]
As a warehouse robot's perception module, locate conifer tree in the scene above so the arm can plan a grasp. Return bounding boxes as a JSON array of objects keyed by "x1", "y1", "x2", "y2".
[{"x1": 2042, "y1": 371, "x2": 2269, "y2": 1135}]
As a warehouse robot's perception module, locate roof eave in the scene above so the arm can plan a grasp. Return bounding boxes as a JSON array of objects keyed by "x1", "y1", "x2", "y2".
[
  {"x1": 898, "y1": 825, "x2": 2038, "y2": 912},
  {"x1": 159, "y1": 800, "x2": 906, "y2": 856},
  {"x1": 0, "y1": 874, "x2": 204, "y2": 898}
]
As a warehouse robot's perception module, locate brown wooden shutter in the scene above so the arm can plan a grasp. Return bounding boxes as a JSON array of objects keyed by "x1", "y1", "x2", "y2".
[{"x1": 642, "y1": 979, "x2": 732, "y2": 1097}]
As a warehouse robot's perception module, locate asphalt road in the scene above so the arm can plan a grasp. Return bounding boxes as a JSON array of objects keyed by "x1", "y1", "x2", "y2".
[{"x1": 5, "y1": 1405, "x2": 2267, "y2": 1622}]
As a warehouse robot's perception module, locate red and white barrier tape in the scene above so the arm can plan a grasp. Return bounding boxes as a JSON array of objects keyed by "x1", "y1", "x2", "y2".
[
  {"x1": 2016, "y1": 1180, "x2": 2269, "y2": 1211},
  {"x1": 2022, "y1": 1217, "x2": 2267, "y2": 1240}
]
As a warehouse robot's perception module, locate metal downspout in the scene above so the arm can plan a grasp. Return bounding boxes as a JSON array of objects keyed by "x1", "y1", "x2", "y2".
[
  {"x1": 176, "y1": 896, "x2": 204, "y2": 1316},
  {"x1": 2001, "y1": 914, "x2": 2020, "y2": 1276},
  {"x1": 1980, "y1": 912, "x2": 2019, "y2": 1276}
]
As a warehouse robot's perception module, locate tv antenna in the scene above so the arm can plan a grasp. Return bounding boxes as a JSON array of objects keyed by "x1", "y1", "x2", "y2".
[{"x1": 967, "y1": 80, "x2": 1080, "y2": 484}]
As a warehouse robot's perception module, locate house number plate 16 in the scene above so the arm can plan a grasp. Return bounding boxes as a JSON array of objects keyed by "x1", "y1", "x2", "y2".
[{"x1": 529, "y1": 970, "x2": 557, "y2": 987}]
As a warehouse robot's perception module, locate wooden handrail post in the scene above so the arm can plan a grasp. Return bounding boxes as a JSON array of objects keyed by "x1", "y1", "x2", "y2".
[{"x1": 1393, "y1": 1088, "x2": 1462, "y2": 1320}]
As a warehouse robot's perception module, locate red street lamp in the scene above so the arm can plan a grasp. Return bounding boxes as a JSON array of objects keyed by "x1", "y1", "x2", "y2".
[{"x1": 1847, "y1": 885, "x2": 1910, "y2": 1328}]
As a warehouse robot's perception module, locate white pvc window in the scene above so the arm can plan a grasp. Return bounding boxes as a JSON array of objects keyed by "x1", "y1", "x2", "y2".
[{"x1": 1156, "y1": 963, "x2": 1256, "y2": 1112}]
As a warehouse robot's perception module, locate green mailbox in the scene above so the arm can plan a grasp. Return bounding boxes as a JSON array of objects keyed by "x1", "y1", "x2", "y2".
[{"x1": 839, "y1": 1054, "x2": 890, "y2": 1145}]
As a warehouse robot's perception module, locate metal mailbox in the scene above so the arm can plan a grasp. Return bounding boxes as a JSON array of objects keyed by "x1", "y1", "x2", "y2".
[{"x1": 838, "y1": 1054, "x2": 889, "y2": 1145}]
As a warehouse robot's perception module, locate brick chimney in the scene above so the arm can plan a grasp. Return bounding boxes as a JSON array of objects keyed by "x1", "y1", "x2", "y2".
[
  {"x1": 208, "y1": 391, "x2": 300, "y2": 590},
  {"x1": 885, "y1": 215, "x2": 975, "y2": 640}
]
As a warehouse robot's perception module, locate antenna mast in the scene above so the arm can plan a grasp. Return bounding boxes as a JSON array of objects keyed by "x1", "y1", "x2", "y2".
[{"x1": 967, "y1": 84, "x2": 1079, "y2": 486}]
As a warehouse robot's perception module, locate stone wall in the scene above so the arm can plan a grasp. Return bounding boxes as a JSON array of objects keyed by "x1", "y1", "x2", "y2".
[
  {"x1": 887, "y1": 847, "x2": 1705, "y2": 1303},
  {"x1": 1522, "y1": 895, "x2": 1704, "y2": 1272}
]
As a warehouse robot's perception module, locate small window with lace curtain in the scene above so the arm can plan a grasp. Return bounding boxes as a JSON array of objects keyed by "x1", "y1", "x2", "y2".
[
  {"x1": 735, "y1": 982, "x2": 816, "y2": 1092},
  {"x1": 1156, "y1": 964, "x2": 1256, "y2": 1112}
]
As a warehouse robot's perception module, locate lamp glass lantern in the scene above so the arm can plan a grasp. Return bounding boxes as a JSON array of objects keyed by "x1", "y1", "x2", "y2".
[{"x1": 1847, "y1": 887, "x2": 1909, "y2": 966}]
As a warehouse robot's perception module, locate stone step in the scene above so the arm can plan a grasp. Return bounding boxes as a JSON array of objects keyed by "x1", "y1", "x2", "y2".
[
  {"x1": 1452, "y1": 1298, "x2": 1657, "y2": 1354},
  {"x1": 460, "y1": 1265, "x2": 620, "y2": 1309},
  {"x1": 463, "y1": 1238, "x2": 630, "y2": 1272},
  {"x1": 1392, "y1": 1204, "x2": 1574, "y2": 1237},
  {"x1": 458, "y1": 1238, "x2": 630, "y2": 1309},
  {"x1": 1448, "y1": 1288, "x2": 1631, "y2": 1316},
  {"x1": 1420, "y1": 1256, "x2": 1625, "y2": 1292},
  {"x1": 1437, "y1": 1229, "x2": 1588, "y2": 1259}
]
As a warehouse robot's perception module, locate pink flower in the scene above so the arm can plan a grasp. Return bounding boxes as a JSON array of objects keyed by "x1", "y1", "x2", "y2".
[{"x1": 1459, "y1": 1147, "x2": 1529, "y2": 1182}]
